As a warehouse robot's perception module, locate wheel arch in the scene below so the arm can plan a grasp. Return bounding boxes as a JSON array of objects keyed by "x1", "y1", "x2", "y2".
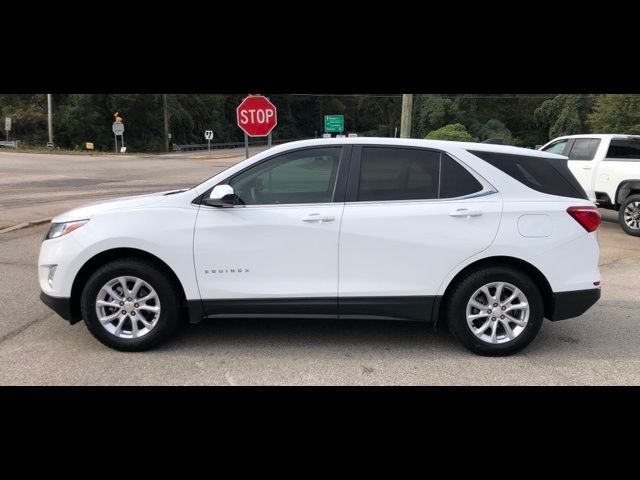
[
  {"x1": 69, "y1": 247, "x2": 189, "y2": 324},
  {"x1": 615, "y1": 180, "x2": 640, "y2": 206},
  {"x1": 433, "y1": 256, "x2": 554, "y2": 325}
]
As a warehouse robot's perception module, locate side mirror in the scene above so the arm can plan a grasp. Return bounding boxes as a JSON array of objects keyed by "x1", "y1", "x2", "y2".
[{"x1": 203, "y1": 184, "x2": 235, "y2": 207}]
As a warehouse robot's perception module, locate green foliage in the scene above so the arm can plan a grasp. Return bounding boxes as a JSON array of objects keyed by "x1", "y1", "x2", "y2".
[
  {"x1": 0, "y1": 94, "x2": 48, "y2": 145},
  {"x1": 425, "y1": 123, "x2": 477, "y2": 142},
  {"x1": 588, "y1": 95, "x2": 640, "y2": 134},
  {"x1": 534, "y1": 94, "x2": 594, "y2": 140},
  {"x1": 2, "y1": 93, "x2": 640, "y2": 152},
  {"x1": 412, "y1": 95, "x2": 453, "y2": 138}
]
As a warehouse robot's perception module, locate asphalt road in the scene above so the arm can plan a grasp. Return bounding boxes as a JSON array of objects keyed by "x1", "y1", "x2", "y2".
[
  {"x1": 0, "y1": 147, "x2": 264, "y2": 229},
  {"x1": 1, "y1": 151, "x2": 639, "y2": 385}
]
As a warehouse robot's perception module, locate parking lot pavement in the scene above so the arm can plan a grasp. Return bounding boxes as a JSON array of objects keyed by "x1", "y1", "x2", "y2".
[
  {"x1": 0, "y1": 216, "x2": 639, "y2": 386},
  {"x1": 0, "y1": 149, "x2": 259, "y2": 229}
]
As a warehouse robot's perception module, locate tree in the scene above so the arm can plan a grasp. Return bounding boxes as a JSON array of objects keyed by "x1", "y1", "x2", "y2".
[
  {"x1": 426, "y1": 123, "x2": 477, "y2": 142},
  {"x1": 412, "y1": 95, "x2": 453, "y2": 138},
  {"x1": 534, "y1": 94, "x2": 594, "y2": 140},
  {"x1": 588, "y1": 94, "x2": 640, "y2": 134}
]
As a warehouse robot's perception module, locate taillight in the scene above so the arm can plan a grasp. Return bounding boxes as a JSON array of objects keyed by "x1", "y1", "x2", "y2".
[{"x1": 567, "y1": 206, "x2": 601, "y2": 232}]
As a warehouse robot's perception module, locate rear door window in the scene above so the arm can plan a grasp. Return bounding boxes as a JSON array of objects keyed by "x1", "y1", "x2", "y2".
[
  {"x1": 439, "y1": 154, "x2": 483, "y2": 198},
  {"x1": 358, "y1": 147, "x2": 440, "y2": 201},
  {"x1": 568, "y1": 138, "x2": 601, "y2": 160},
  {"x1": 356, "y1": 148, "x2": 483, "y2": 201}
]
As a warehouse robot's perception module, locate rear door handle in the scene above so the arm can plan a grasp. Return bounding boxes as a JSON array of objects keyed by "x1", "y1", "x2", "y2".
[
  {"x1": 582, "y1": 166, "x2": 593, "y2": 170},
  {"x1": 302, "y1": 213, "x2": 335, "y2": 223},
  {"x1": 450, "y1": 208, "x2": 483, "y2": 218}
]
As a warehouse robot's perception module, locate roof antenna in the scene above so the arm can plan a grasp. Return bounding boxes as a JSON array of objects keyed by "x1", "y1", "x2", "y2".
[{"x1": 482, "y1": 138, "x2": 504, "y2": 145}]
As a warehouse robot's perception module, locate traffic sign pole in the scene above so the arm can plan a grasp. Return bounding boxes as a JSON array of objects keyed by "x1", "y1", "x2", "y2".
[
  {"x1": 244, "y1": 133, "x2": 249, "y2": 159},
  {"x1": 204, "y1": 130, "x2": 214, "y2": 152}
]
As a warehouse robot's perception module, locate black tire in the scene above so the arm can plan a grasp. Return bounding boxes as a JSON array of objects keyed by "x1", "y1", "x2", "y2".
[
  {"x1": 618, "y1": 194, "x2": 640, "y2": 236},
  {"x1": 445, "y1": 265, "x2": 544, "y2": 356},
  {"x1": 81, "y1": 258, "x2": 181, "y2": 351}
]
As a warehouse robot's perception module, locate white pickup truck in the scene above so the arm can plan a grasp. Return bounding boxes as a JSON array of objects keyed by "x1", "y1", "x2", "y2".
[{"x1": 539, "y1": 134, "x2": 640, "y2": 236}]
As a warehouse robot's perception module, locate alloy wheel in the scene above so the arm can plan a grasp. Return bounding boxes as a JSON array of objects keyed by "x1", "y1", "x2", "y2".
[
  {"x1": 95, "y1": 276, "x2": 161, "y2": 339},
  {"x1": 465, "y1": 281, "x2": 530, "y2": 344}
]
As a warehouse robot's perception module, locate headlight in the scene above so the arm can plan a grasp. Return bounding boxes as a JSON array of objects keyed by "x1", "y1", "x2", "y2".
[{"x1": 45, "y1": 220, "x2": 90, "y2": 240}]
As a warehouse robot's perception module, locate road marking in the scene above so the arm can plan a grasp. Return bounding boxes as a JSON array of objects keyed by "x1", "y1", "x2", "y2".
[{"x1": 0, "y1": 218, "x2": 52, "y2": 235}]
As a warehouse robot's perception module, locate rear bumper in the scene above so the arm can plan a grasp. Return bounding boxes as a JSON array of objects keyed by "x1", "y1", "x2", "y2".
[
  {"x1": 40, "y1": 291, "x2": 80, "y2": 324},
  {"x1": 548, "y1": 288, "x2": 601, "y2": 321}
]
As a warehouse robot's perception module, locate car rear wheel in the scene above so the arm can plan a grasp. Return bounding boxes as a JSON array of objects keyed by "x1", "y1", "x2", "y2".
[
  {"x1": 81, "y1": 258, "x2": 181, "y2": 351},
  {"x1": 445, "y1": 266, "x2": 544, "y2": 356},
  {"x1": 619, "y1": 194, "x2": 640, "y2": 236}
]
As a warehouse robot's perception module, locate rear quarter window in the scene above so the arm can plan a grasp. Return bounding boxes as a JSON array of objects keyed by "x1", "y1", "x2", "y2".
[
  {"x1": 468, "y1": 150, "x2": 588, "y2": 199},
  {"x1": 606, "y1": 139, "x2": 640, "y2": 160}
]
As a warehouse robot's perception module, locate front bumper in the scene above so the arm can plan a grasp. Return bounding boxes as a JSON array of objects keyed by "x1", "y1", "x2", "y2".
[
  {"x1": 548, "y1": 288, "x2": 601, "y2": 321},
  {"x1": 40, "y1": 291, "x2": 80, "y2": 324}
]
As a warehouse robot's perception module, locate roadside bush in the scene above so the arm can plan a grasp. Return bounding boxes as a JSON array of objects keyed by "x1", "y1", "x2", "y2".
[{"x1": 425, "y1": 123, "x2": 477, "y2": 142}]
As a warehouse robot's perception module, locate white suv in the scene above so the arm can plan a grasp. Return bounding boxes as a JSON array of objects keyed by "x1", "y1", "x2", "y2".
[
  {"x1": 540, "y1": 134, "x2": 640, "y2": 236},
  {"x1": 38, "y1": 138, "x2": 601, "y2": 356}
]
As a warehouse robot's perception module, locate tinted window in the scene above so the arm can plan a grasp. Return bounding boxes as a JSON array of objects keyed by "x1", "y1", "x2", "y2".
[
  {"x1": 542, "y1": 139, "x2": 569, "y2": 155},
  {"x1": 440, "y1": 154, "x2": 483, "y2": 198},
  {"x1": 606, "y1": 139, "x2": 640, "y2": 159},
  {"x1": 468, "y1": 150, "x2": 588, "y2": 199},
  {"x1": 568, "y1": 138, "x2": 601, "y2": 160},
  {"x1": 357, "y1": 148, "x2": 483, "y2": 201},
  {"x1": 229, "y1": 147, "x2": 341, "y2": 205},
  {"x1": 358, "y1": 147, "x2": 439, "y2": 201}
]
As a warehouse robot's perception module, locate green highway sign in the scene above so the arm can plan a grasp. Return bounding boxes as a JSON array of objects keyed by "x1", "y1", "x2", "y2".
[{"x1": 324, "y1": 115, "x2": 344, "y2": 133}]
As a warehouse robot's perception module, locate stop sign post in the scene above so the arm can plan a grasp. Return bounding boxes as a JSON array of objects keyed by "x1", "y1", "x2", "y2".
[{"x1": 236, "y1": 96, "x2": 277, "y2": 158}]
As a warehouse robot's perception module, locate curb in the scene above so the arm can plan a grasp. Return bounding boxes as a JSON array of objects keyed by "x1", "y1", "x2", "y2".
[{"x1": 0, "y1": 218, "x2": 52, "y2": 235}]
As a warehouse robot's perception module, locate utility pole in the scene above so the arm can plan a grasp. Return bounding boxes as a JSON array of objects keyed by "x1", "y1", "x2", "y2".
[
  {"x1": 162, "y1": 94, "x2": 170, "y2": 152},
  {"x1": 400, "y1": 94, "x2": 413, "y2": 138},
  {"x1": 47, "y1": 94, "x2": 53, "y2": 145}
]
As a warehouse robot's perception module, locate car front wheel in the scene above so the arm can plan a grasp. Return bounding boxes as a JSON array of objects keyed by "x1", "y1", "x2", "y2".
[
  {"x1": 445, "y1": 266, "x2": 544, "y2": 356},
  {"x1": 80, "y1": 258, "x2": 181, "y2": 351}
]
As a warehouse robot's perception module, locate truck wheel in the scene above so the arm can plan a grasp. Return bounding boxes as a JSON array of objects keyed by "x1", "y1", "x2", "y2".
[{"x1": 619, "y1": 194, "x2": 640, "y2": 236}]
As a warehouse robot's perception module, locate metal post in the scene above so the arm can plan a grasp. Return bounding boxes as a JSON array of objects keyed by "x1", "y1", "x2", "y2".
[
  {"x1": 114, "y1": 133, "x2": 118, "y2": 153},
  {"x1": 244, "y1": 132, "x2": 249, "y2": 159},
  {"x1": 47, "y1": 94, "x2": 53, "y2": 145},
  {"x1": 268, "y1": 132, "x2": 272, "y2": 149},
  {"x1": 163, "y1": 94, "x2": 169, "y2": 152},
  {"x1": 121, "y1": 132, "x2": 125, "y2": 153},
  {"x1": 208, "y1": 139, "x2": 211, "y2": 153},
  {"x1": 400, "y1": 94, "x2": 413, "y2": 138}
]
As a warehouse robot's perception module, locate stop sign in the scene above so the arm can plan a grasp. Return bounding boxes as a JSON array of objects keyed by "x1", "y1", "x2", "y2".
[{"x1": 236, "y1": 96, "x2": 277, "y2": 137}]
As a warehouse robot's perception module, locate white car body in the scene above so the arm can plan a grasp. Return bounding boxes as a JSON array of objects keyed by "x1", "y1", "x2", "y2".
[
  {"x1": 38, "y1": 138, "x2": 602, "y2": 354},
  {"x1": 540, "y1": 134, "x2": 640, "y2": 209}
]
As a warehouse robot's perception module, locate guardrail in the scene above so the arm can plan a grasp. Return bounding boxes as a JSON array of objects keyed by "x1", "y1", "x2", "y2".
[
  {"x1": 0, "y1": 140, "x2": 18, "y2": 148},
  {"x1": 173, "y1": 138, "x2": 305, "y2": 152}
]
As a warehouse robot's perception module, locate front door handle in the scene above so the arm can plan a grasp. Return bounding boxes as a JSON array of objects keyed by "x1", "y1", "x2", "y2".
[
  {"x1": 582, "y1": 166, "x2": 593, "y2": 170},
  {"x1": 450, "y1": 208, "x2": 483, "y2": 218},
  {"x1": 302, "y1": 213, "x2": 335, "y2": 223}
]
